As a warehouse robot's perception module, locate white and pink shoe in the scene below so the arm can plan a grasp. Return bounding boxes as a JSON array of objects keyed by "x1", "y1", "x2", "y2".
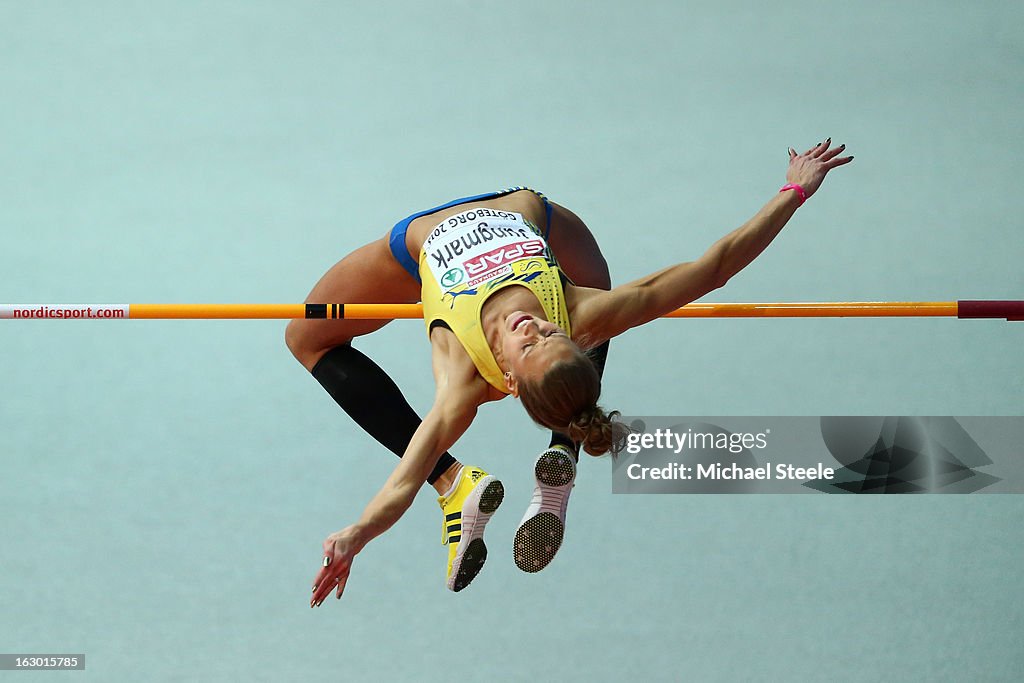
[{"x1": 513, "y1": 445, "x2": 577, "y2": 573}]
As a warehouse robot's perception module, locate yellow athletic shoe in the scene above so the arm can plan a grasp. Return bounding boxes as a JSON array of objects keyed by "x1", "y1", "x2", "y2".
[{"x1": 438, "y1": 465, "x2": 504, "y2": 592}]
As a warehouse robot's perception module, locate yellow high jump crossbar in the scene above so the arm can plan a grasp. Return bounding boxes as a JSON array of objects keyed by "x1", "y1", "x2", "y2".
[{"x1": 1, "y1": 301, "x2": 1021, "y2": 320}]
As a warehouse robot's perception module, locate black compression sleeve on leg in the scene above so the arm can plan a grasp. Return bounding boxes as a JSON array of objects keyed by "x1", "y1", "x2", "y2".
[
  {"x1": 548, "y1": 340, "x2": 612, "y2": 455},
  {"x1": 311, "y1": 343, "x2": 457, "y2": 485}
]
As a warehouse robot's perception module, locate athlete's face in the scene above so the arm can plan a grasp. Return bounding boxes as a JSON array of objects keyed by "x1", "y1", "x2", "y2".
[{"x1": 501, "y1": 311, "x2": 575, "y2": 394}]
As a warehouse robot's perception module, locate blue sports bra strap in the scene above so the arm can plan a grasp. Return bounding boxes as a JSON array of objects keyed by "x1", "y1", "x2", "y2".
[{"x1": 543, "y1": 196, "x2": 553, "y2": 240}]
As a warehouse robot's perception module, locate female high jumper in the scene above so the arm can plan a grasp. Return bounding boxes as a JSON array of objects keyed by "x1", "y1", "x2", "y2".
[{"x1": 288, "y1": 140, "x2": 854, "y2": 606}]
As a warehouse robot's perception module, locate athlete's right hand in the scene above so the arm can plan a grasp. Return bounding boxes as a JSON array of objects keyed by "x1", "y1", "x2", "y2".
[
  {"x1": 785, "y1": 138, "x2": 854, "y2": 200},
  {"x1": 311, "y1": 525, "x2": 362, "y2": 607}
]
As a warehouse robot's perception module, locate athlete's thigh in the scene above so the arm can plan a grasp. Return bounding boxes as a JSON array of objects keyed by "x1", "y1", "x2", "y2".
[
  {"x1": 546, "y1": 202, "x2": 611, "y2": 289},
  {"x1": 289, "y1": 233, "x2": 421, "y2": 364}
]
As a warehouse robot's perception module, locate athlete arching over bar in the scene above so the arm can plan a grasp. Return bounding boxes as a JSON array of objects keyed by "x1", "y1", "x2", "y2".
[{"x1": 288, "y1": 140, "x2": 854, "y2": 605}]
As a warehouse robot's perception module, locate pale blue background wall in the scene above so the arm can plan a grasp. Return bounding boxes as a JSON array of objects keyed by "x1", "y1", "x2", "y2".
[{"x1": 1, "y1": 2, "x2": 1021, "y2": 680}]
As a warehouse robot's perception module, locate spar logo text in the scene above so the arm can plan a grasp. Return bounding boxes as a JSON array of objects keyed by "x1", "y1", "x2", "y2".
[{"x1": 464, "y1": 240, "x2": 545, "y2": 277}]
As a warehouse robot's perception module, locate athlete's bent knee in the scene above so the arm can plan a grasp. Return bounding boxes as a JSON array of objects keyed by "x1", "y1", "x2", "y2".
[{"x1": 285, "y1": 320, "x2": 317, "y2": 366}]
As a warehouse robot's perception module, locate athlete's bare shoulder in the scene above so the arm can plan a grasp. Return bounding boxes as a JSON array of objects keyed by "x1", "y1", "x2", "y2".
[
  {"x1": 428, "y1": 324, "x2": 500, "y2": 406},
  {"x1": 564, "y1": 283, "x2": 610, "y2": 347}
]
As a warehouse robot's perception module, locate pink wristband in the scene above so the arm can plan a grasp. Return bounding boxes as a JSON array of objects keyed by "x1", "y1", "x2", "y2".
[{"x1": 779, "y1": 183, "x2": 807, "y2": 206}]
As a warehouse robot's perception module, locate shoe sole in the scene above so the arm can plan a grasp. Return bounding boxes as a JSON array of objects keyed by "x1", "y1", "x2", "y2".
[
  {"x1": 451, "y1": 479, "x2": 504, "y2": 592},
  {"x1": 514, "y1": 450, "x2": 575, "y2": 573}
]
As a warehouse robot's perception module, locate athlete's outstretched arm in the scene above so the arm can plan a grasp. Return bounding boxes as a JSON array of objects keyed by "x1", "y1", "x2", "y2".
[
  {"x1": 574, "y1": 139, "x2": 853, "y2": 341},
  {"x1": 309, "y1": 348, "x2": 482, "y2": 607}
]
